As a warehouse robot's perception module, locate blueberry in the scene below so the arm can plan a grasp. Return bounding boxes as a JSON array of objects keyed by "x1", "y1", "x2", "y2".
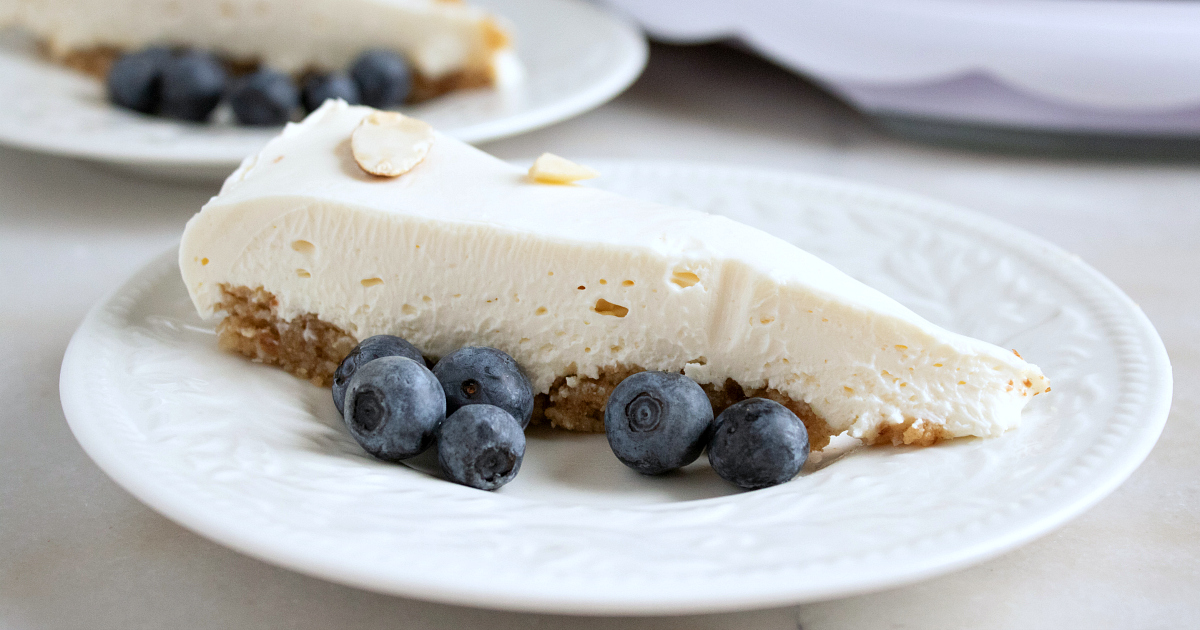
[
  {"x1": 432, "y1": 347, "x2": 534, "y2": 429},
  {"x1": 603, "y1": 371, "x2": 713, "y2": 475},
  {"x1": 229, "y1": 68, "x2": 299, "y2": 126},
  {"x1": 343, "y1": 356, "x2": 445, "y2": 461},
  {"x1": 349, "y1": 49, "x2": 411, "y2": 108},
  {"x1": 159, "y1": 51, "x2": 227, "y2": 122},
  {"x1": 437, "y1": 405, "x2": 525, "y2": 490},
  {"x1": 333, "y1": 335, "x2": 424, "y2": 415},
  {"x1": 708, "y1": 398, "x2": 809, "y2": 489},
  {"x1": 302, "y1": 72, "x2": 361, "y2": 113},
  {"x1": 106, "y1": 46, "x2": 171, "y2": 114}
]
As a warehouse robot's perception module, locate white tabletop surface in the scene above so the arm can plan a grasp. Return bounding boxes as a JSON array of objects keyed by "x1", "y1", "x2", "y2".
[{"x1": 2, "y1": 43, "x2": 1196, "y2": 629}]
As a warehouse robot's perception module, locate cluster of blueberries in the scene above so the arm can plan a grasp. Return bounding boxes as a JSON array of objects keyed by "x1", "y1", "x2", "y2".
[
  {"x1": 334, "y1": 335, "x2": 811, "y2": 491},
  {"x1": 106, "y1": 46, "x2": 413, "y2": 126}
]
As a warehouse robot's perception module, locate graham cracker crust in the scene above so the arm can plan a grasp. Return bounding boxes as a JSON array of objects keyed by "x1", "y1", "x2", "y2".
[
  {"x1": 52, "y1": 44, "x2": 120, "y2": 79},
  {"x1": 43, "y1": 45, "x2": 498, "y2": 104},
  {"x1": 408, "y1": 67, "x2": 493, "y2": 103},
  {"x1": 875, "y1": 418, "x2": 947, "y2": 447},
  {"x1": 216, "y1": 285, "x2": 357, "y2": 387},
  {"x1": 542, "y1": 366, "x2": 834, "y2": 451},
  {"x1": 214, "y1": 284, "x2": 950, "y2": 450}
]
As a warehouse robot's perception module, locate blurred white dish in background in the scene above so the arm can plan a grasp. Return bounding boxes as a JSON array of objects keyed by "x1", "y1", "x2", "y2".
[
  {"x1": 601, "y1": 0, "x2": 1200, "y2": 136},
  {"x1": 0, "y1": 0, "x2": 646, "y2": 180}
]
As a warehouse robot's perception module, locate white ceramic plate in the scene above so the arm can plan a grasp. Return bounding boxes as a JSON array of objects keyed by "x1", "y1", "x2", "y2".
[
  {"x1": 0, "y1": 0, "x2": 646, "y2": 180},
  {"x1": 59, "y1": 163, "x2": 1171, "y2": 614}
]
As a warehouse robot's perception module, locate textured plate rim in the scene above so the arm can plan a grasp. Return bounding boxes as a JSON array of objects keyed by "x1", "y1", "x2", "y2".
[{"x1": 59, "y1": 162, "x2": 1172, "y2": 614}]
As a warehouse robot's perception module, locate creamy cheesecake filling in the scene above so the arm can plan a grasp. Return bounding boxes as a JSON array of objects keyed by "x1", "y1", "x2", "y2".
[
  {"x1": 181, "y1": 101, "x2": 1049, "y2": 448},
  {"x1": 2, "y1": 0, "x2": 518, "y2": 91}
]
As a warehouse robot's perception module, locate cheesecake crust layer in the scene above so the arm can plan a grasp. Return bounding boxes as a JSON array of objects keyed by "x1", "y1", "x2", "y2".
[
  {"x1": 203, "y1": 284, "x2": 959, "y2": 451},
  {"x1": 216, "y1": 285, "x2": 357, "y2": 387}
]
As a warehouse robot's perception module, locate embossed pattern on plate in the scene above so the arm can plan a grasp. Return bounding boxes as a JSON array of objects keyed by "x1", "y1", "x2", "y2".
[
  {"x1": 59, "y1": 163, "x2": 1171, "y2": 614},
  {"x1": 0, "y1": 0, "x2": 646, "y2": 179}
]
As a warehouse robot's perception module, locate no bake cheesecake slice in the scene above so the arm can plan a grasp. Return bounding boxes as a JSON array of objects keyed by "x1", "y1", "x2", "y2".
[
  {"x1": 0, "y1": 0, "x2": 516, "y2": 99},
  {"x1": 179, "y1": 101, "x2": 1049, "y2": 449}
]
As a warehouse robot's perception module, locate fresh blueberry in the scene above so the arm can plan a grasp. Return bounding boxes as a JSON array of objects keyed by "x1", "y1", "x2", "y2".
[
  {"x1": 437, "y1": 405, "x2": 525, "y2": 490},
  {"x1": 349, "y1": 49, "x2": 411, "y2": 108},
  {"x1": 159, "y1": 51, "x2": 227, "y2": 122},
  {"x1": 106, "y1": 46, "x2": 171, "y2": 114},
  {"x1": 433, "y1": 347, "x2": 534, "y2": 429},
  {"x1": 333, "y1": 335, "x2": 424, "y2": 415},
  {"x1": 302, "y1": 72, "x2": 361, "y2": 113},
  {"x1": 604, "y1": 371, "x2": 713, "y2": 475},
  {"x1": 229, "y1": 68, "x2": 299, "y2": 126},
  {"x1": 708, "y1": 398, "x2": 809, "y2": 489},
  {"x1": 343, "y1": 356, "x2": 445, "y2": 461}
]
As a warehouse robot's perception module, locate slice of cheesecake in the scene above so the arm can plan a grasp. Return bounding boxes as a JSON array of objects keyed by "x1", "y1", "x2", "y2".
[
  {"x1": 0, "y1": 0, "x2": 517, "y2": 98},
  {"x1": 179, "y1": 101, "x2": 1049, "y2": 449}
]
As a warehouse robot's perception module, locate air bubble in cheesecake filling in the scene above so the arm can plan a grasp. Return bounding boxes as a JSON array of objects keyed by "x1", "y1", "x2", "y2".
[
  {"x1": 593, "y1": 299, "x2": 628, "y2": 317},
  {"x1": 291, "y1": 240, "x2": 316, "y2": 254},
  {"x1": 296, "y1": 269, "x2": 311, "y2": 278},
  {"x1": 535, "y1": 307, "x2": 548, "y2": 316},
  {"x1": 671, "y1": 271, "x2": 700, "y2": 288},
  {"x1": 361, "y1": 278, "x2": 384, "y2": 287}
]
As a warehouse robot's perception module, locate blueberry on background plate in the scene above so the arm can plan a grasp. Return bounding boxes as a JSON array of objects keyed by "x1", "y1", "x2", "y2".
[
  {"x1": 437, "y1": 404, "x2": 525, "y2": 490},
  {"x1": 604, "y1": 371, "x2": 714, "y2": 475},
  {"x1": 433, "y1": 347, "x2": 534, "y2": 428},
  {"x1": 159, "y1": 51, "x2": 227, "y2": 121},
  {"x1": 106, "y1": 46, "x2": 171, "y2": 114},
  {"x1": 333, "y1": 335, "x2": 424, "y2": 415},
  {"x1": 302, "y1": 72, "x2": 361, "y2": 113},
  {"x1": 708, "y1": 398, "x2": 809, "y2": 490},
  {"x1": 349, "y1": 49, "x2": 411, "y2": 108},
  {"x1": 342, "y1": 356, "x2": 445, "y2": 461},
  {"x1": 229, "y1": 68, "x2": 300, "y2": 126}
]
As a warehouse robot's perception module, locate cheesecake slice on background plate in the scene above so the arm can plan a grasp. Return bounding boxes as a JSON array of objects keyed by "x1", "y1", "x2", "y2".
[{"x1": 0, "y1": 0, "x2": 520, "y2": 99}]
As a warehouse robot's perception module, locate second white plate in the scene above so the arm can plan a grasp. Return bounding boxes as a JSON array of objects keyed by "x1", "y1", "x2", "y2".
[
  {"x1": 0, "y1": 0, "x2": 646, "y2": 180},
  {"x1": 59, "y1": 162, "x2": 1171, "y2": 614}
]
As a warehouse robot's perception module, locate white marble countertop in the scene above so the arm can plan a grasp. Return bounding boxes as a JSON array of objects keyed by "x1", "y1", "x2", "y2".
[{"x1": 1, "y1": 43, "x2": 1195, "y2": 629}]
